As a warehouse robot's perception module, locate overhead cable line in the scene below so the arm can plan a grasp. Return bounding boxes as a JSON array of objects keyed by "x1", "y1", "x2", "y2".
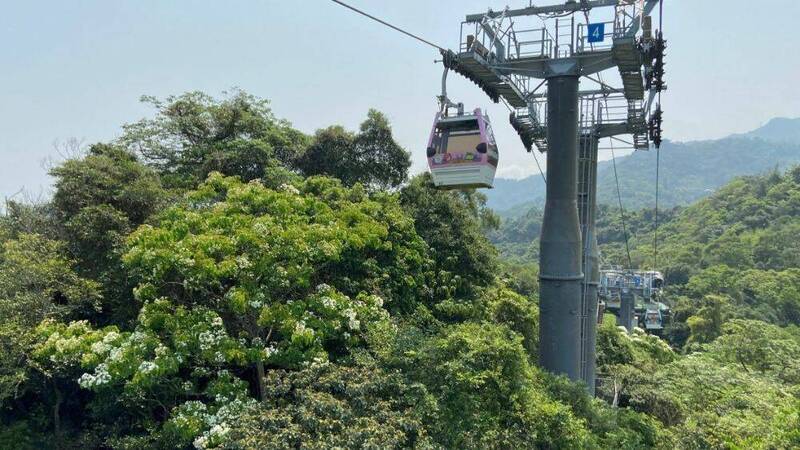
[
  {"x1": 328, "y1": 0, "x2": 446, "y2": 51},
  {"x1": 532, "y1": 149, "x2": 547, "y2": 185},
  {"x1": 609, "y1": 136, "x2": 634, "y2": 147},
  {"x1": 500, "y1": 88, "x2": 547, "y2": 186},
  {"x1": 653, "y1": 141, "x2": 661, "y2": 269},
  {"x1": 330, "y1": 0, "x2": 545, "y2": 189},
  {"x1": 652, "y1": 0, "x2": 664, "y2": 270},
  {"x1": 610, "y1": 141, "x2": 633, "y2": 270}
]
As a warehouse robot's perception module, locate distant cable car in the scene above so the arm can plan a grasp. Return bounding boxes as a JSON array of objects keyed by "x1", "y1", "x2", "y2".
[
  {"x1": 426, "y1": 109, "x2": 498, "y2": 189},
  {"x1": 644, "y1": 309, "x2": 662, "y2": 330},
  {"x1": 427, "y1": 67, "x2": 498, "y2": 189}
]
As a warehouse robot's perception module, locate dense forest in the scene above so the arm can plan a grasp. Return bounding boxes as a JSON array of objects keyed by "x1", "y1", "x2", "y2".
[{"x1": 1, "y1": 91, "x2": 799, "y2": 449}]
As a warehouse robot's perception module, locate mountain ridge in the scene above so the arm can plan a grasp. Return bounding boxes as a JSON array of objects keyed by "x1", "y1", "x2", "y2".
[{"x1": 486, "y1": 117, "x2": 800, "y2": 213}]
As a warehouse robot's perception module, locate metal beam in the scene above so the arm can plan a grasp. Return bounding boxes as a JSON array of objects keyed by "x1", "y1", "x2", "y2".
[
  {"x1": 489, "y1": 50, "x2": 616, "y2": 78},
  {"x1": 596, "y1": 122, "x2": 630, "y2": 138},
  {"x1": 529, "y1": 87, "x2": 623, "y2": 100},
  {"x1": 466, "y1": 0, "x2": 621, "y2": 23},
  {"x1": 624, "y1": 0, "x2": 660, "y2": 38},
  {"x1": 480, "y1": 22, "x2": 506, "y2": 62}
]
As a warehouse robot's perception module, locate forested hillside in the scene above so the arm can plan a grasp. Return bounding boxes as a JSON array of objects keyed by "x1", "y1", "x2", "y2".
[
  {"x1": 494, "y1": 166, "x2": 800, "y2": 323},
  {"x1": 491, "y1": 167, "x2": 800, "y2": 448},
  {"x1": 1, "y1": 91, "x2": 799, "y2": 449},
  {"x1": 486, "y1": 117, "x2": 800, "y2": 212},
  {"x1": 491, "y1": 203, "x2": 681, "y2": 264}
]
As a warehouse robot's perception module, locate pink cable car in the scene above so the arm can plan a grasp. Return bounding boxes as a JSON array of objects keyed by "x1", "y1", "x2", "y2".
[{"x1": 426, "y1": 108, "x2": 499, "y2": 189}]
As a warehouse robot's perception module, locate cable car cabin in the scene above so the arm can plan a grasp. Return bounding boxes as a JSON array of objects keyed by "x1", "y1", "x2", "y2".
[
  {"x1": 644, "y1": 308, "x2": 664, "y2": 330},
  {"x1": 426, "y1": 109, "x2": 498, "y2": 189}
]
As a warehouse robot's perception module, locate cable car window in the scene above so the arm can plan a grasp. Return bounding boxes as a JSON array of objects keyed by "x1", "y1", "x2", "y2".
[{"x1": 443, "y1": 132, "x2": 481, "y2": 154}]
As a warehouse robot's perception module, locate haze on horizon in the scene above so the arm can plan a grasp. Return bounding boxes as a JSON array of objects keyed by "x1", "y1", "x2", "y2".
[{"x1": 1, "y1": 0, "x2": 798, "y2": 199}]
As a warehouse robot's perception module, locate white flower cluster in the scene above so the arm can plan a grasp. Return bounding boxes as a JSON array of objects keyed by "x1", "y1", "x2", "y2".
[
  {"x1": 279, "y1": 183, "x2": 300, "y2": 195},
  {"x1": 138, "y1": 361, "x2": 158, "y2": 374},
  {"x1": 198, "y1": 327, "x2": 225, "y2": 351},
  {"x1": 316, "y1": 283, "x2": 331, "y2": 292},
  {"x1": 171, "y1": 384, "x2": 257, "y2": 449},
  {"x1": 192, "y1": 367, "x2": 210, "y2": 377},
  {"x1": 177, "y1": 255, "x2": 196, "y2": 268},
  {"x1": 171, "y1": 400, "x2": 208, "y2": 430},
  {"x1": 235, "y1": 255, "x2": 252, "y2": 269},
  {"x1": 53, "y1": 336, "x2": 81, "y2": 357},
  {"x1": 90, "y1": 341, "x2": 111, "y2": 355},
  {"x1": 103, "y1": 331, "x2": 121, "y2": 344},
  {"x1": 194, "y1": 397, "x2": 256, "y2": 449},
  {"x1": 310, "y1": 355, "x2": 328, "y2": 368},
  {"x1": 294, "y1": 320, "x2": 315, "y2": 337},
  {"x1": 320, "y1": 296, "x2": 336, "y2": 309},
  {"x1": 78, "y1": 363, "x2": 111, "y2": 389},
  {"x1": 317, "y1": 241, "x2": 337, "y2": 258},
  {"x1": 155, "y1": 344, "x2": 169, "y2": 357},
  {"x1": 342, "y1": 308, "x2": 360, "y2": 331},
  {"x1": 108, "y1": 347, "x2": 124, "y2": 363},
  {"x1": 252, "y1": 222, "x2": 270, "y2": 236},
  {"x1": 627, "y1": 328, "x2": 674, "y2": 353},
  {"x1": 262, "y1": 343, "x2": 278, "y2": 359},
  {"x1": 248, "y1": 299, "x2": 263, "y2": 309},
  {"x1": 192, "y1": 421, "x2": 229, "y2": 448}
]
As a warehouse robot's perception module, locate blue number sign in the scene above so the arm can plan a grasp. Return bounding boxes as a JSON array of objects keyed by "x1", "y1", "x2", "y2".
[{"x1": 587, "y1": 23, "x2": 605, "y2": 43}]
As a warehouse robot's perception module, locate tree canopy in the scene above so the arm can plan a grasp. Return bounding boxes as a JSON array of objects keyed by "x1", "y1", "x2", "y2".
[
  {"x1": 298, "y1": 109, "x2": 411, "y2": 190},
  {"x1": 3, "y1": 90, "x2": 800, "y2": 449}
]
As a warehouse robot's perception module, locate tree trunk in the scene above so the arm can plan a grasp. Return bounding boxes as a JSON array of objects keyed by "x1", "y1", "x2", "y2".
[
  {"x1": 255, "y1": 359, "x2": 267, "y2": 402},
  {"x1": 612, "y1": 379, "x2": 620, "y2": 408},
  {"x1": 53, "y1": 381, "x2": 63, "y2": 440}
]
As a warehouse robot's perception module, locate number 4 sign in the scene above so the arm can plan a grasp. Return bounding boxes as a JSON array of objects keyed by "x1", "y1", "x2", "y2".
[{"x1": 587, "y1": 23, "x2": 605, "y2": 43}]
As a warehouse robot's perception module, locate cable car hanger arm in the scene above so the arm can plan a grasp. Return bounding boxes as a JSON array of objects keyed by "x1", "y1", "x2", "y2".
[{"x1": 439, "y1": 67, "x2": 464, "y2": 115}]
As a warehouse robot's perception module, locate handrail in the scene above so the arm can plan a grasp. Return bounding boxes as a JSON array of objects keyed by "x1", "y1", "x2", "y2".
[{"x1": 575, "y1": 20, "x2": 616, "y2": 53}]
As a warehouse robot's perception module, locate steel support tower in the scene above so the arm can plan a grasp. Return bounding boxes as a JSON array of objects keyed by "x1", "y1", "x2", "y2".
[
  {"x1": 446, "y1": 0, "x2": 664, "y2": 389},
  {"x1": 619, "y1": 287, "x2": 636, "y2": 331},
  {"x1": 578, "y1": 133, "x2": 600, "y2": 394},
  {"x1": 539, "y1": 74, "x2": 583, "y2": 378}
]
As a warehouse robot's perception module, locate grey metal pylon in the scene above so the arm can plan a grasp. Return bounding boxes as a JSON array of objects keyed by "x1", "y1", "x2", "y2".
[
  {"x1": 538, "y1": 75, "x2": 583, "y2": 380},
  {"x1": 449, "y1": 0, "x2": 664, "y2": 389},
  {"x1": 619, "y1": 286, "x2": 635, "y2": 332},
  {"x1": 578, "y1": 133, "x2": 600, "y2": 395}
]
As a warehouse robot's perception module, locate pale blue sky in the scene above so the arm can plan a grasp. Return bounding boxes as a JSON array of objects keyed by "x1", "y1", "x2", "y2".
[{"x1": 1, "y1": 0, "x2": 799, "y2": 199}]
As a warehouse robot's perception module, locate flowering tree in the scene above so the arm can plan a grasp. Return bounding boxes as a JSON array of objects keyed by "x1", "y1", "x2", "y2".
[
  {"x1": 0, "y1": 234, "x2": 101, "y2": 442},
  {"x1": 34, "y1": 302, "x2": 256, "y2": 448},
  {"x1": 33, "y1": 173, "x2": 433, "y2": 446},
  {"x1": 123, "y1": 173, "x2": 428, "y2": 393}
]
